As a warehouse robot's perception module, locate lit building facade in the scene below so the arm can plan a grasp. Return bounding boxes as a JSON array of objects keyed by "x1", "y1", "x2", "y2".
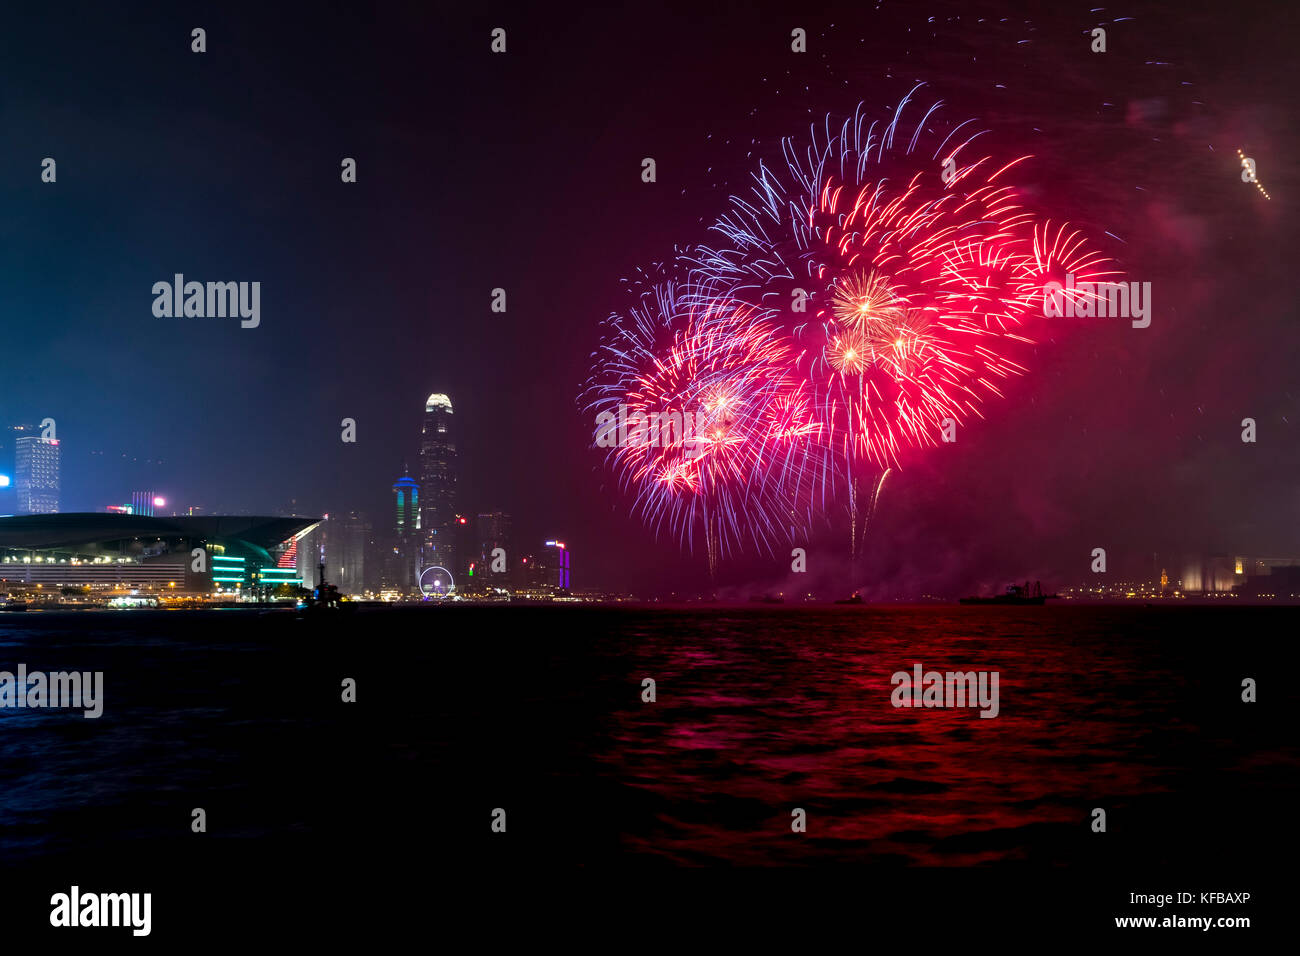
[
  {"x1": 418, "y1": 393, "x2": 457, "y2": 580},
  {"x1": 517, "y1": 539, "x2": 571, "y2": 595},
  {"x1": 0, "y1": 425, "x2": 40, "y2": 514},
  {"x1": 475, "y1": 511, "x2": 512, "y2": 583},
  {"x1": 131, "y1": 491, "x2": 160, "y2": 517},
  {"x1": 1180, "y1": 554, "x2": 1244, "y2": 593},
  {"x1": 0, "y1": 513, "x2": 318, "y2": 602},
  {"x1": 295, "y1": 519, "x2": 327, "y2": 589},
  {"x1": 15, "y1": 435, "x2": 60, "y2": 514},
  {"x1": 452, "y1": 514, "x2": 474, "y2": 580},
  {"x1": 542, "y1": 539, "x2": 571, "y2": 590},
  {"x1": 333, "y1": 511, "x2": 372, "y2": 596},
  {"x1": 295, "y1": 511, "x2": 372, "y2": 595},
  {"x1": 386, "y1": 473, "x2": 421, "y2": 593}
]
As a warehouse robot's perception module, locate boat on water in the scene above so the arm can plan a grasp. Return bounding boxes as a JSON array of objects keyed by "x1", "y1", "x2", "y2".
[
  {"x1": 960, "y1": 581, "x2": 1058, "y2": 605},
  {"x1": 748, "y1": 594, "x2": 785, "y2": 604},
  {"x1": 0, "y1": 600, "x2": 29, "y2": 612},
  {"x1": 297, "y1": 562, "x2": 350, "y2": 615},
  {"x1": 833, "y1": 593, "x2": 864, "y2": 605}
]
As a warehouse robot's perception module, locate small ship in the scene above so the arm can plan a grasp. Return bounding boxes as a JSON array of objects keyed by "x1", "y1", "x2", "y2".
[
  {"x1": 959, "y1": 581, "x2": 1058, "y2": 606},
  {"x1": 298, "y1": 562, "x2": 348, "y2": 614}
]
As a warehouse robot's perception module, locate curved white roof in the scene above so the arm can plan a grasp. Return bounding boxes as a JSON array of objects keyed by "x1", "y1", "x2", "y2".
[{"x1": 425, "y1": 393, "x2": 453, "y2": 412}]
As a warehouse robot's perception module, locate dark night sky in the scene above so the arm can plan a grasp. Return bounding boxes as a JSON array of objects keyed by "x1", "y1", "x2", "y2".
[{"x1": 1, "y1": 0, "x2": 1295, "y2": 595}]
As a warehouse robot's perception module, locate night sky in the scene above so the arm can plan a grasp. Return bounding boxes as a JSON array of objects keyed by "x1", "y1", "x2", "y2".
[{"x1": 1, "y1": 0, "x2": 1295, "y2": 595}]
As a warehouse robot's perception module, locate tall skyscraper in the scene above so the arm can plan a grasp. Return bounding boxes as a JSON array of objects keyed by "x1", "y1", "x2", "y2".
[
  {"x1": 519, "y1": 539, "x2": 572, "y2": 592},
  {"x1": 386, "y1": 472, "x2": 421, "y2": 592},
  {"x1": 540, "y1": 539, "x2": 572, "y2": 590},
  {"x1": 15, "y1": 434, "x2": 60, "y2": 514},
  {"x1": 296, "y1": 518, "x2": 327, "y2": 589},
  {"x1": 419, "y1": 393, "x2": 458, "y2": 575},
  {"x1": 452, "y1": 514, "x2": 475, "y2": 580},
  {"x1": 334, "y1": 511, "x2": 372, "y2": 596},
  {"x1": 1, "y1": 424, "x2": 40, "y2": 514},
  {"x1": 476, "y1": 511, "x2": 512, "y2": 582}
]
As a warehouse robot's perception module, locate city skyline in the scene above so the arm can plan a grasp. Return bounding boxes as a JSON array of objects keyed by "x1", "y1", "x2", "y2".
[
  {"x1": 2, "y1": 374, "x2": 1297, "y2": 597},
  {"x1": 0, "y1": 2, "x2": 1294, "y2": 597},
  {"x1": 1, "y1": 385, "x2": 583, "y2": 601}
]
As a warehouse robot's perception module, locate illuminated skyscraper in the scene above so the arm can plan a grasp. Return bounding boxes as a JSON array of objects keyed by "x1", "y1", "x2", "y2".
[
  {"x1": 1, "y1": 424, "x2": 40, "y2": 514},
  {"x1": 333, "y1": 511, "x2": 372, "y2": 595},
  {"x1": 475, "y1": 511, "x2": 512, "y2": 582},
  {"x1": 15, "y1": 434, "x2": 60, "y2": 514},
  {"x1": 296, "y1": 518, "x2": 326, "y2": 589},
  {"x1": 533, "y1": 539, "x2": 571, "y2": 591},
  {"x1": 419, "y1": 393, "x2": 457, "y2": 576},
  {"x1": 386, "y1": 471, "x2": 421, "y2": 592},
  {"x1": 293, "y1": 513, "x2": 367, "y2": 594}
]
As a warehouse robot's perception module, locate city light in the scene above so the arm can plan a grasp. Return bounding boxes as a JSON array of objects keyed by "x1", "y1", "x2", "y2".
[
  {"x1": 0, "y1": 475, "x2": 8, "y2": 488},
  {"x1": 153, "y1": 496, "x2": 166, "y2": 508}
]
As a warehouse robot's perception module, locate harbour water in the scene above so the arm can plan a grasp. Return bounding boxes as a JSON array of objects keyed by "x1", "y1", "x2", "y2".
[{"x1": 0, "y1": 605, "x2": 1292, "y2": 931}]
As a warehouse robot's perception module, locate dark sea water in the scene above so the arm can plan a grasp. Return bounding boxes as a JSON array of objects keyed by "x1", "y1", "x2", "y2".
[{"x1": 0, "y1": 605, "x2": 1292, "y2": 935}]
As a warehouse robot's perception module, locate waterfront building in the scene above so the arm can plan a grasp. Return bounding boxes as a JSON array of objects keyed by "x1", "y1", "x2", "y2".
[
  {"x1": 15, "y1": 433, "x2": 60, "y2": 514},
  {"x1": 418, "y1": 393, "x2": 458, "y2": 579},
  {"x1": 0, "y1": 512, "x2": 318, "y2": 602},
  {"x1": 385, "y1": 472, "x2": 421, "y2": 593},
  {"x1": 475, "y1": 511, "x2": 512, "y2": 583}
]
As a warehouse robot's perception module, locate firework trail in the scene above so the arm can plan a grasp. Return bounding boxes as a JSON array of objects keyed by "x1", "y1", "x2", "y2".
[
  {"x1": 680, "y1": 84, "x2": 1118, "y2": 560},
  {"x1": 582, "y1": 283, "x2": 828, "y2": 578},
  {"x1": 585, "y1": 86, "x2": 1118, "y2": 574}
]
